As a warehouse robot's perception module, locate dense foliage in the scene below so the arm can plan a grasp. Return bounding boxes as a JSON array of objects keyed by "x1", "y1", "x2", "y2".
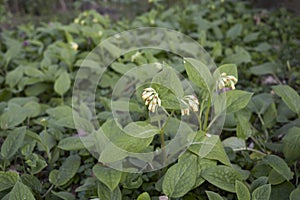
[{"x1": 0, "y1": 0, "x2": 300, "y2": 199}]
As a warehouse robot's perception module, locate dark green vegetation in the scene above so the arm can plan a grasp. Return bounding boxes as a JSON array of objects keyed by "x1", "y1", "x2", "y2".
[{"x1": 0, "y1": 0, "x2": 300, "y2": 199}]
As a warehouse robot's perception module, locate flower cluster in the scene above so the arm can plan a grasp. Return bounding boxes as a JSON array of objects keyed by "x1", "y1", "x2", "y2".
[
  {"x1": 142, "y1": 88, "x2": 161, "y2": 112},
  {"x1": 218, "y1": 72, "x2": 238, "y2": 90},
  {"x1": 180, "y1": 95, "x2": 200, "y2": 116}
]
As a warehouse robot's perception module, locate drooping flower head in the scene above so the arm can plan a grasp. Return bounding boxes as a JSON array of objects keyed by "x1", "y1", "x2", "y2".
[
  {"x1": 180, "y1": 94, "x2": 200, "y2": 116},
  {"x1": 142, "y1": 87, "x2": 161, "y2": 112},
  {"x1": 218, "y1": 72, "x2": 238, "y2": 90}
]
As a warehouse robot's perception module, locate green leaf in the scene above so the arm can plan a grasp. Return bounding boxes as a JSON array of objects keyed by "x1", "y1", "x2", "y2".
[
  {"x1": 226, "y1": 90, "x2": 253, "y2": 113},
  {"x1": 216, "y1": 64, "x2": 238, "y2": 79},
  {"x1": 250, "y1": 176, "x2": 268, "y2": 192},
  {"x1": 250, "y1": 62, "x2": 280, "y2": 75},
  {"x1": 206, "y1": 191, "x2": 224, "y2": 200},
  {"x1": 93, "y1": 164, "x2": 122, "y2": 191},
  {"x1": 263, "y1": 155, "x2": 293, "y2": 181},
  {"x1": 189, "y1": 133, "x2": 231, "y2": 166},
  {"x1": 222, "y1": 49, "x2": 251, "y2": 65},
  {"x1": 223, "y1": 137, "x2": 246, "y2": 151},
  {"x1": 1, "y1": 127, "x2": 26, "y2": 160},
  {"x1": 8, "y1": 182, "x2": 35, "y2": 200},
  {"x1": 23, "y1": 101, "x2": 41, "y2": 118},
  {"x1": 58, "y1": 136, "x2": 85, "y2": 151},
  {"x1": 52, "y1": 191, "x2": 75, "y2": 200},
  {"x1": 290, "y1": 187, "x2": 300, "y2": 200},
  {"x1": 270, "y1": 182, "x2": 294, "y2": 200},
  {"x1": 283, "y1": 127, "x2": 300, "y2": 161},
  {"x1": 5, "y1": 67, "x2": 23, "y2": 88},
  {"x1": 162, "y1": 154, "x2": 197, "y2": 197},
  {"x1": 54, "y1": 71, "x2": 71, "y2": 96},
  {"x1": 235, "y1": 180, "x2": 250, "y2": 200},
  {"x1": 0, "y1": 171, "x2": 19, "y2": 192},
  {"x1": 97, "y1": 182, "x2": 122, "y2": 200},
  {"x1": 226, "y1": 23, "x2": 243, "y2": 39},
  {"x1": 123, "y1": 122, "x2": 159, "y2": 138},
  {"x1": 137, "y1": 192, "x2": 151, "y2": 200},
  {"x1": 49, "y1": 155, "x2": 81, "y2": 186},
  {"x1": 252, "y1": 184, "x2": 271, "y2": 200},
  {"x1": 272, "y1": 85, "x2": 300, "y2": 115},
  {"x1": 0, "y1": 103, "x2": 27, "y2": 129},
  {"x1": 46, "y1": 105, "x2": 73, "y2": 119},
  {"x1": 268, "y1": 169, "x2": 286, "y2": 185},
  {"x1": 184, "y1": 57, "x2": 214, "y2": 92},
  {"x1": 21, "y1": 174, "x2": 42, "y2": 193},
  {"x1": 152, "y1": 65, "x2": 184, "y2": 97},
  {"x1": 202, "y1": 165, "x2": 243, "y2": 193}
]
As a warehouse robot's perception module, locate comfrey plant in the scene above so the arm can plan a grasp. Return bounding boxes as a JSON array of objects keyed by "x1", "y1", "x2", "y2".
[{"x1": 130, "y1": 58, "x2": 253, "y2": 198}]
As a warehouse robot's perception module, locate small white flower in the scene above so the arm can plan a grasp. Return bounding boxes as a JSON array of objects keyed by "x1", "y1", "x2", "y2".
[
  {"x1": 70, "y1": 42, "x2": 78, "y2": 50},
  {"x1": 218, "y1": 72, "x2": 238, "y2": 90},
  {"x1": 181, "y1": 94, "x2": 200, "y2": 116},
  {"x1": 131, "y1": 51, "x2": 142, "y2": 62},
  {"x1": 142, "y1": 88, "x2": 161, "y2": 112}
]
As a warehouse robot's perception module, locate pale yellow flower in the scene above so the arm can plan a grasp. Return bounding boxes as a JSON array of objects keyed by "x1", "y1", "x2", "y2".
[
  {"x1": 218, "y1": 72, "x2": 238, "y2": 90},
  {"x1": 142, "y1": 88, "x2": 161, "y2": 112},
  {"x1": 181, "y1": 95, "x2": 200, "y2": 116}
]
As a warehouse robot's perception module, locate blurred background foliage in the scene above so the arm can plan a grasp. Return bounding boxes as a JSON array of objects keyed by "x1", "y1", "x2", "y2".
[{"x1": 1, "y1": 0, "x2": 300, "y2": 29}]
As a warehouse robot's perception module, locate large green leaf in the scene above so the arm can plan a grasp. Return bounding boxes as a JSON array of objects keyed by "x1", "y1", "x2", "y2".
[
  {"x1": 8, "y1": 182, "x2": 35, "y2": 200},
  {"x1": 97, "y1": 182, "x2": 122, "y2": 200},
  {"x1": 1, "y1": 127, "x2": 26, "y2": 160},
  {"x1": 290, "y1": 187, "x2": 300, "y2": 200},
  {"x1": 20, "y1": 174, "x2": 42, "y2": 193},
  {"x1": 252, "y1": 184, "x2": 271, "y2": 200},
  {"x1": 184, "y1": 57, "x2": 214, "y2": 92},
  {"x1": 152, "y1": 65, "x2": 184, "y2": 97},
  {"x1": 283, "y1": 127, "x2": 300, "y2": 161},
  {"x1": 263, "y1": 155, "x2": 293, "y2": 181},
  {"x1": 93, "y1": 164, "x2": 122, "y2": 191},
  {"x1": 162, "y1": 154, "x2": 197, "y2": 198},
  {"x1": 223, "y1": 137, "x2": 246, "y2": 151},
  {"x1": 189, "y1": 133, "x2": 231, "y2": 166},
  {"x1": 123, "y1": 121, "x2": 159, "y2": 138},
  {"x1": 58, "y1": 136, "x2": 85, "y2": 150},
  {"x1": 206, "y1": 191, "x2": 224, "y2": 200},
  {"x1": 250, "y1": 62, "x2": 280, "y2": 76},
  {"x1": 49, "y1": 155, "x2": 81, "y2": 186},
  {"x1": 202, "y1": 165, "x2": 243, "y2": 193},
  {"x1": 0, "y1": 103, "x2": 27, "y2": 129},
  {"x1": 272, "y1": 85, "x2": 300, "y2": 115},
  {"x1": 235, "y1": 180, "x2": 250, "y2": 200},
  {"x1": 0, "y1": 171, "x2": 19, "y2": 192},
  {"x1": 226, "y1": 90, "x2": 253, "y2": 113},
  {"x1": 54, "y1": 71, "x2": 71, "y2": 96}
]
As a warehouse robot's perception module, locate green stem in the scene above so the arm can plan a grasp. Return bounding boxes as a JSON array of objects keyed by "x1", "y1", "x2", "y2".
[
  {"x1": 294, "y1": 162, "x2": 299, "y2": 186},
  {"x1": 257, "y1": 113, "x2": 269, "y2": 142},
  {"x1": 42, "y1": 184, "x2": 54, "y2": 198},
  {"x1": 203, "y1": 98, "x2": 211, "y2": 131},
  {"x1": 198, "y1": 100, "x2": 205, "y2": 131},
  {"x1": 158, "y1": 115, "x2": 166, "y2": 165}
]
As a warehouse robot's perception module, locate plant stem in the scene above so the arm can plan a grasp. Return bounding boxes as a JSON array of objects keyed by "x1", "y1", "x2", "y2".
[
  {"x1": 257, "y1": 113, "x2": 269, "y2": 142},
  {"x1": 294, "y1": 161, "x2": 299, "y2": 186},
  {"x1": 198, "y1": 100, "x2": 205, "y2": 131},
  {"x1": 203, "y1": 98, "x2": 211, "y2": 131},
  {"x1": 158, "y1": 116, "x2": 166, "y2": 165},
  {"x1": 42, "y1": 184, "x2": 54, "y2": 198}
]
